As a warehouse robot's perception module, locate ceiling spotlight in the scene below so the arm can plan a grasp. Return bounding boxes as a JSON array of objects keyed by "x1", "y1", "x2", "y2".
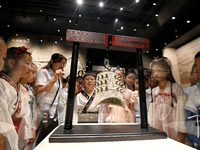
[
  {"x1": 186, "y1": 20, "x2": 190, "y2": 23},
  {"x1": 153, "y1": 3, "x2": 156, "y2": 5},
  {"x1": 115, "y1": 18, "x2": 118, "y2": 23},
  {"x1": 7, "y1": 25, "x2": 10, "y2": 27},
  {"x1": 53, "y1": 18, "x2": 56, "y2": 21},
  {"x1": 40, "y1": 40, "x2": 43, "y2": 42},
  {"x1": 61, "y1": 38, "x2": 63, "y2": 40},
  {"x1": 117, "y1": 29, "x2": 120, "y2": 32},
  {"x1": 176, "y1": 35, "x2": 178, "y2": 38},
  {"x1": 172, "y1": 17, "x2": 176, "y2": 20},
  {"x1": 77, "y1": 0, "x2": 83, "y2": 5},
  {"x1": 147, "y1": 51, "x2": 149, "y2": 53},
  {"x1": 58, "y1": 30, "x2": 60, "y2": 32},
  {"x1": 40, "y1": 10, "x2": 43, "y2": 12},
  {"x1": 99, "y1": 2, "x2": 104, "y2": 7},
  {"x1": 155, "y1": 14, "x2": 158, "y2": 17},
  {"x1": 16, "y1": 34, "x2": 18, "y2": 36},
  {"x1": 55, "y1": 41, "x2": 57, "y2": 44},
  {"x1": 0, "y1": 5, "x2": 1, "y2": 8},
  {"x1": 146, "y1": 24, "x2": 149, "y2": 27},
  {"x1": 156, "y1": 49, "x2": 158, "y2": 51},
  {"x1": 97, "y1": 17, "x2": 100, "y2": 19},
  {"x1": 134, "y1": 29, "x2": 137, "y2": 31},
  {"x1": 69, "y1": 20, "x2": 72, "y2": 23},
  {"x1": 136, "y1": 0, "x2": 139, "y2": 3},
  {"x1": 175, "y1": 30, "x2": 177, "y2": 32},
  {"x1": 79, "y1": 14, "x2": 81, "y2": 17},
  {"x1": 121, "y1": 26, "x2": 124, "y2": 30},
  {"x1": 120, "y1": 7, "x2": 123, "y2": 11}
]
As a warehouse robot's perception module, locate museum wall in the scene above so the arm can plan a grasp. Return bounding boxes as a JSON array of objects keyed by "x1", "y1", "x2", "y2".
[
  {"x1": 6, "y1": 32, "x2": 87, "y2": 78},
  {"x1": 163, "y1": 37, "x2": 200, "y2": 88}
]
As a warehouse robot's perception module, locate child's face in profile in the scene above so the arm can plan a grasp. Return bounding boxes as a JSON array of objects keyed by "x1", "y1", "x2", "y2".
[
  {"x1": 16, "y1": 54, "x2": 32, "y2": 79},
  {"x1": 26, "y1": 65, "x2": 37, "y2": 83},
  {"x1": 134, "y1": 79, "x2": 139, "y2": 91},
  {"x1": 75, "y1": 81, "x2": 80, "y2": 94}
]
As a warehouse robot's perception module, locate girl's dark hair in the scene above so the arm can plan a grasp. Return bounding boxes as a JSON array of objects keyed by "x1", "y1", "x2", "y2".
[
  {"x1": 125, "y1": 70, "x2": 137, "y2": 77},
  {"x1": 3, "y1": 47, "x2": 31, "y2": 74},
  {"x1": 43, "y1": 53, "x2": 67, "y2": 69},
  {"x1": 195, "y1": 51, "x2": 200, "y2": 59}
]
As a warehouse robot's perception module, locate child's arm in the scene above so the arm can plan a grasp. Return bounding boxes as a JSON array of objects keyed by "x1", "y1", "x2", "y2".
[{"x1": 129, "y1": 103, "x2": 136, "y2": 123}]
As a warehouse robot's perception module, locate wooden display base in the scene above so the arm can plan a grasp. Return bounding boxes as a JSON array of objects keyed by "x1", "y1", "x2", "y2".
[{"x1": 49, "y1": 124, "x2": 167, "y2": 143}]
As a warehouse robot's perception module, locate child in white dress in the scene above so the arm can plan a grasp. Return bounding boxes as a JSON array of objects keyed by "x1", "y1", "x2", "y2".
[
  {"x1": 0, "y1": 46, "x2": 33, "y2": 150},
  {"x1": 148, "y1": 57, "x2": 187, "y2": 143}
]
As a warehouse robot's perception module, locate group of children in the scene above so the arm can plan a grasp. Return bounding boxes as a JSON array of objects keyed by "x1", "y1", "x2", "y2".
[{"x1": 0, "y1": 38, "x2": 200, "y2": 150}]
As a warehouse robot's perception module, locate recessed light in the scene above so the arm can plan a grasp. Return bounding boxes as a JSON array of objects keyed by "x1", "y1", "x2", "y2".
[
  {"x1": 146, "y1": 24, "x2": 149, "y2": 26},
  {"x1": 176, "y1": 36, "x2": 178, "y2": 38},
  {"x1": 186, "y1": 20, "x2": 190, "y2": 23},
  {"x1": 172, "y1": 17, "x2": 176, "y2": 20},
  {"x1": 155, "y1": 14, "x2": 158, "y2": 17},
  {"x1": 115, "y1": 18, "x2": 118, "y2": 23},
  {"x1": 120, "y1": 7, "x2": 123, "y2": 11},
  {"x1": 136, "y1": 0, "x2": 139, "y2": 3},
  {"x1": 79, "y1": 14, "x2": 81, "y2": 17},
  {"x1": 40, "y1": 10, "x2": 43, "y2": 12},
  {"x1": 7, "y1": 25, "x2": 10, "y2": 27},
  {"x1": 61, "y1": 38, "x2": 63, "y2": 40},
  {"x1": 16, "y1": 34, "x2": 18, "y2": 36},
  {"x1": 99, "y1": 2, "x2": 104, "y2": 7},
  {"x1": 40, "y1": 40, "x2": 43, "y2": 42},
  {"x1": 69, "y1": 20, "x2": 72, "y2": 23},
  {"x1": 156, "y1": 49, "x2": 158, "y2": 51},
  {"x1": 164, "y1": 43, "x2": 167, "y2": 45},
  {"x1": 134, "y1": 29, "x2": 137, "y2": 31},
  {"x1": 117, "y1": 29, "x2": 120, "y2": 31},
  {"x1": 121, "y1": 26, "x2": 124, "y2": 30},
  {"x1": 175, "y1": 30, "x2": 177, "y2": 32},
  {"x1": 77, "y1": 0, "x2": 83, "y2": 5},
  {"x1": 55, "y1": 41, "x2": 57, "y2": 44},
  {"x1": 0, "y1": 5, "x2": 1, "y2": 8},
  {"x1": 153, "y1": 3, "x2": 156, "y2": 5},
  {"x1": 147, "y1": 51, "x2": 149, "y2": 53},
  {"x1": 58, "y1": 30, "x2": 60, "y2": 32},
  {"x1": 53, "y1": 18, "x2": 56, "y2": 21},
  {"x1": 97, "y1": 17, "x2": 100, "y2": 19}
]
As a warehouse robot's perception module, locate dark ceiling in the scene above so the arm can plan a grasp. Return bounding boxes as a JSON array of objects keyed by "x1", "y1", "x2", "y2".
[{"x1": 0, "y1": 0, "x2": 199, "y2": 66}]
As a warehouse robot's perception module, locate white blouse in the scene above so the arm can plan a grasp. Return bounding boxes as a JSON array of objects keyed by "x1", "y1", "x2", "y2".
[{"x1": 35, "y1": 68, "x2": 62, "y2": 119}]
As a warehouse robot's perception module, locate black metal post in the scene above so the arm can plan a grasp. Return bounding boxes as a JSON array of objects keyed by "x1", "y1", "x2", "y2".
[
  {"x1": 136, "y1": 48, "x2": 148, "y2": 128},
  {"x1": 64, "y1": 42, "x2": 79, "y2": 130}
]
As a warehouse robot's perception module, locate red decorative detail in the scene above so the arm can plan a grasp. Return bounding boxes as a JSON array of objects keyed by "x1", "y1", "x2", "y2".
[
  {"x1": 105, "y1": 34, "x2": 108, "y2": 45},
  {"x1": 112, "y1": 35, "x2": 115, "y2": 46},
  {"x1": 66, "y1": 29, "x2": 150, "y2": 50},
  {"x1": 15, "y1": 46, "x2": 31, "y2": 56}
]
